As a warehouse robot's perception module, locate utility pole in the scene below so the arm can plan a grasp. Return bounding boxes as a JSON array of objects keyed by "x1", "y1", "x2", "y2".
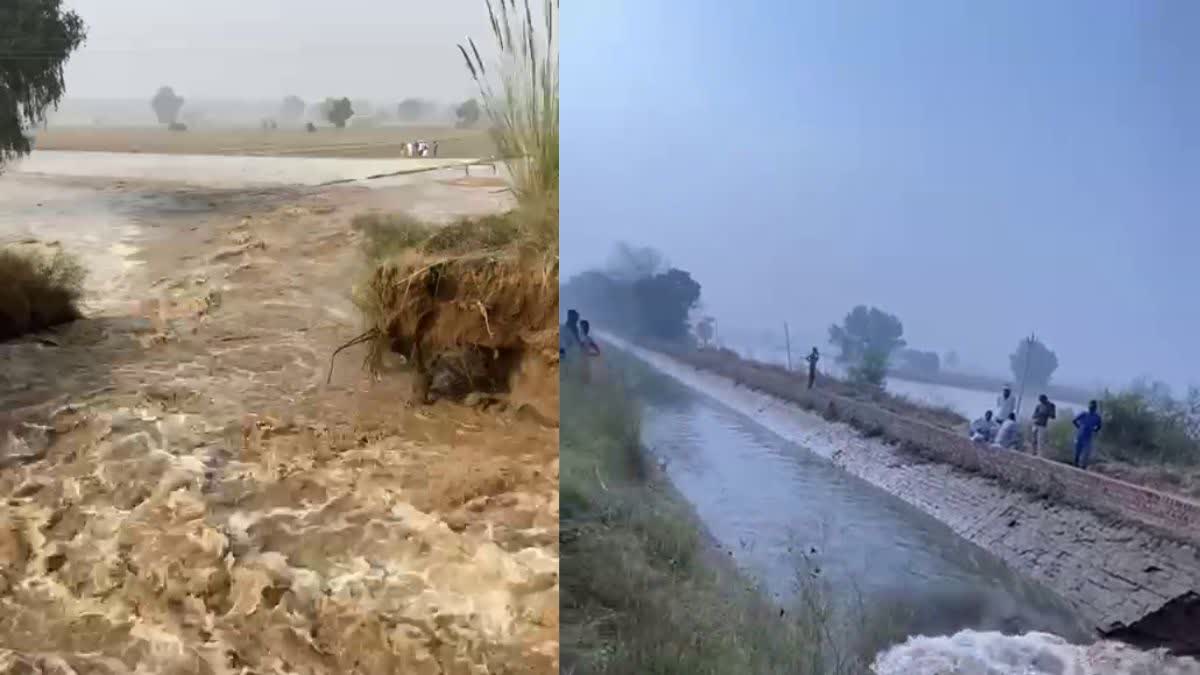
[
  {"x1": 783, "y1": 322, "x2": 793, "y2": 371},
  {"x1": 1016, "y1": 332, "x2": 1035, "y2": 418}
]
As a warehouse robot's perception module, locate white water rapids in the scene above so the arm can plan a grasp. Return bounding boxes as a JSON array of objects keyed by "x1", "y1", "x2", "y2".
[{"x1": 873, "y1": 630, "x2": 1199, "y2": 674}]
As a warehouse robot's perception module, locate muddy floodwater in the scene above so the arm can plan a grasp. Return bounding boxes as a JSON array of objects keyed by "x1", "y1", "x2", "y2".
[
  {"x1": 1, "y1": 155, "x2": 556, "y2": 674},
  {"x1": 636, "y1": 371, "x2": 1090, "y2": 640}
]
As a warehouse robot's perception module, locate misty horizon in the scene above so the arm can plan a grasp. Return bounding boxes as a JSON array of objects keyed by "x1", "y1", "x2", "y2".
[
  {"x1": 563, "y1": 0, "x2": 1199, "y2": 392},
  {"x1": 57, "y1": 0, "x2": 493, "y2": 103}
]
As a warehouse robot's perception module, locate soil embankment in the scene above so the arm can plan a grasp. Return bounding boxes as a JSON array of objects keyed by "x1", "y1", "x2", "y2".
[
  {"x1": 1, "y1": 168, "x2": 558, "y2": 674},
  {"x1": 607, "y1": 336, "x2": 1200, "y2": 656}
]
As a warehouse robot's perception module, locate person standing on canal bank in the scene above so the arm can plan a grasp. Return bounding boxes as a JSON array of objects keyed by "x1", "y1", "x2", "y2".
[
  {"x1": 1031, "y1": 394, "x2": 1057, "y2": 456},
  {"x1": 996, "y1": 384, "x2": 1016, "y2": 421},
  {"x1": 806, "y1": 347, "x2": 820, "y2": 389},
  {"x1": 1073, "y1": 400, "x2": 1104, "y2": 469}
]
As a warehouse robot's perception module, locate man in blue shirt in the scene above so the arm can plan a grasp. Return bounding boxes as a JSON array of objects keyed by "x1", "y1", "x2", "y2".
[{"x1": 1072, "y1": 400, "x2": 1104, "y2": 469}]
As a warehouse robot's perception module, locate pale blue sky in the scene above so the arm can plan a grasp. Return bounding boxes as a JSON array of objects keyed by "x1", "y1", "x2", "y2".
[{"x1": 562, "y1": 0, "x2": 1198, "y2": 389}]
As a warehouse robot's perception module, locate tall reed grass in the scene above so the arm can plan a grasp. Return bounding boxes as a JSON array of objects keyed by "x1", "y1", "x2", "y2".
[{"x1": 458, "y1": 0, "x2": 559, "y2": 246}]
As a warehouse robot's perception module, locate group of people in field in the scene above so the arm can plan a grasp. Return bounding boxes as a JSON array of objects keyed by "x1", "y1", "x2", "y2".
[
  {"x1": 403, "y1": 140, "x2": 439, "y2": 158},
  {"x1": 968, "y1": 385, "x2": 1104, "y2": 469}
]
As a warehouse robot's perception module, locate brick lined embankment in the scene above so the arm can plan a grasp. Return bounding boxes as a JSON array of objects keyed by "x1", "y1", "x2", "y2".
[
  {"x1": 677, "y1": 348, "x2": 1200, "y2": 548},
  {"x1": 610, "y1": 337, "x2": 1200, "y2": 653}
]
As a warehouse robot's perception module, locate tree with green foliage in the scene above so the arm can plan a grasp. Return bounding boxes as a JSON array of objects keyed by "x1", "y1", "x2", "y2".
[
  {"x1": 321, "y1": 97, "x2": 354, "y2": 128},
  {"x1": 851, "y1": 348, "x2": 890, "y2": 389},
  {"x1": 0, "y1": 0, "x2": 86, "y2": 169},
  {"x1": 828, "y1": 305, "x2": 906, "y2": 365},
  {"x1": 150, "y1": 86, "x2": 185, "y2": 126},
  {"x1": 631, "y1": 268, "x2": 701, "y2": 343},
  {"x1": 1010, "y1": 336, "x2": 1059, "y2": 388},
  {"x1": 455, "y1": 98, "x2": 481, "y2": 128},
  {"x1": 279, "y1": 95, "x2": 305, "y2": 123}
]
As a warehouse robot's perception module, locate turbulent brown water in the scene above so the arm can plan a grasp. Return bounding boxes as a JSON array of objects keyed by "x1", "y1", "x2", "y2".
[{"x1": 1, "y1": 161, "x2": 557, "y2": 674}]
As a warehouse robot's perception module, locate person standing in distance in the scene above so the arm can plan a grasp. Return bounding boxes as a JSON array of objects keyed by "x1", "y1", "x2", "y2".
[
  {"x1": 1072, "y1": 400, "x2": 1104, "y2": 469},
  {"x1": 1031, "y1": 394, "x2": 1057, "y2": 456},
  {"x1": 806, "y1": 347, "x2": 820, "y2": 389}
]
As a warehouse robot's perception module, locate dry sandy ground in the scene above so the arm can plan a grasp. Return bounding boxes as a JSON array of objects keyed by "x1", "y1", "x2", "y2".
[
  {"x1": 32, "y1": 127, "x2": 495, "y2": 159},
  {"x1": 0, "y1": 170, "x2": 557, "y2": 674}
]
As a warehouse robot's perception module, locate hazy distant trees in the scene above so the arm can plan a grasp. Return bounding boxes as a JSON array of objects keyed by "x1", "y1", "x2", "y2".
[
  {"x1": 1010, "y1": 336, "x2": 1059, "y2": 388},
  {"x1": 151, "y1": 86, "x2": 185, "y2": 127},
  {"x1": 562, "y1": 243, "x2": 703, "y2": 345},
  {"x1": 279, "y1": 95, "x2": 306, "y2": 123},
  {"x1": 828, "y1": 305, "x2": 906, "y2": 366},
  {"x1": 632, "y1": 269, "x2": 701, "y2": 343},
  {"x1": 320, "y1": 97, "x2": 354, "y2": 128},
  {"x1": 455, "y1": 99, "x2": 481, "y2": 128},
  {"x1": 0, "y1": 0, "x2": 86, "y2": 168},
  {"x1": 897, "y1": 348, "x2": 941, "y2": 375},
  {"x1": 397, "y1": 97, "x2": 431, "y2": 122}
]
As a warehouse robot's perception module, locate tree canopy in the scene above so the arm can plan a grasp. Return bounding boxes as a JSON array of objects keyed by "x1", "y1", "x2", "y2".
[
  {"x1": 1010, "y1": 336, "x2": 1059, "y2": 388},
  {"x1": 150, "y1": 86, "x2": 185, "y2": 126},
  {"x1": 561, "y1": 243, "x2": 702, "y2": 346},
  {"x1": 0, "y1": 0, "x2": 86, "y2": 168},
  {"x1": 828, "y1": 305, "x2": 906, "y2": 364},
  {"x1": 321, "y1": 97, "x2": 354, "y2": 128},
  {"x1": 632, "y1": 269, "x2": 701, "y2": 343}
]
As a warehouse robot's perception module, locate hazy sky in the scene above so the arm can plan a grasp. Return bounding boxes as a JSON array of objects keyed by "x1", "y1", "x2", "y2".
[
  {"x1": 563, "y1": 0, "x2": 1199, "y2": 389},
  {"x1": 60, "y1": 0, "x2": 492, "y2": 102}
]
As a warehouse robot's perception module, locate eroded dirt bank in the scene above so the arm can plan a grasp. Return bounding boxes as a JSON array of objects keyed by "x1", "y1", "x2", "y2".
[
  {"x1": 0, "y1": 172, "x2": 558, "y2": 674},
  {"x1": 606, "y1": 335, "x2": 1200, "y2": 656}
]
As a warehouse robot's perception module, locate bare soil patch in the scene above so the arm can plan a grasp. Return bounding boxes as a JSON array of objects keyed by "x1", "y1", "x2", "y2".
[{"x1": 33, "y1": 126, "x2": 496, "y2": 159}]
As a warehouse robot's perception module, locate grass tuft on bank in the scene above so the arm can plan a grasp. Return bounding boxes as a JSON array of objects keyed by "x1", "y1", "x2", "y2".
[
  {"x1": 0, "y1": 245, "x2": 85, "y2": 341},
  {"x1": 561, "y1": 362, "x2": 880, "y2": 674}
]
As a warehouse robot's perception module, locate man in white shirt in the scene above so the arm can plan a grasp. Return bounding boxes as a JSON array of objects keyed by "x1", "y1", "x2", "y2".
[
  {"x1": 969, "y1": 410, "x2": 998, "y2": 443},
  {"x1": 996, "y1": 385, "x2": 1016, "y2": 421},
  {"x1": 993, "y1": 413, "x2": 1022, "y2": 449}
]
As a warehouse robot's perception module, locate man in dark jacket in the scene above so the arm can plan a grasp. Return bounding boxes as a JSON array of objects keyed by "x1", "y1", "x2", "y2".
[{"x1": 1031, "y1": 394, "x2": 1057, "y2": 457}]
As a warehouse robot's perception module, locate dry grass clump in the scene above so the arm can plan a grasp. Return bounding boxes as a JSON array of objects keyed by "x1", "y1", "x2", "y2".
[
  {"x1": 349, "y1": 211, "x2": 558, "y2": 379},
  {"x1": 0, "y1": 245, "x2": 85, "y2": 341}
]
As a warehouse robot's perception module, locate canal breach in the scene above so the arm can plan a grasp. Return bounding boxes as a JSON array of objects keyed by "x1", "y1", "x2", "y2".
[{"x1": 604, "y1": 335, "x2": 1200, "y2": 655}]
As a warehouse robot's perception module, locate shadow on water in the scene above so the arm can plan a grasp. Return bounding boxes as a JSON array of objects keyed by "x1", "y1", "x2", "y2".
[{"x1": 633, "y1": 363, "x2": 1093, "y2": 647}]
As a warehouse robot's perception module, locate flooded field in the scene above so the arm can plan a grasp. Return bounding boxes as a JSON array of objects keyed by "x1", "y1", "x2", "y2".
[{"x1": 0, "y1": 156, "x2": 557, "y2": 673}]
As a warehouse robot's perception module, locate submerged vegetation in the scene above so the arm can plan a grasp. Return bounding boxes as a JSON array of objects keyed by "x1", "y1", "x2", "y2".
[
  {"x1": 561, "y1": 357, "x2": 885, "y2": 674},
  {"x1": 0, "y1": 245, "x2": 85, "y2": 341}
]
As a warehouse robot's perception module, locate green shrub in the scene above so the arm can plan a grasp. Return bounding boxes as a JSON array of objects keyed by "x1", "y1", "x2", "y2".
[{"x1": 849, "y1": 349, "x2": 888, "y2": 389}]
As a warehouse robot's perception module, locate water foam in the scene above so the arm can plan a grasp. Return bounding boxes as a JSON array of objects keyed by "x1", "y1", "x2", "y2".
[{"x1": 873, "y1": 630, "x2": 1200, "y2": 675}]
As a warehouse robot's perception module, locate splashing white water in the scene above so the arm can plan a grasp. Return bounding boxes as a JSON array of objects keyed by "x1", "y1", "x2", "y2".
[{"x1": 873, "y1": 630, "x2": 1200, "y2": 675}]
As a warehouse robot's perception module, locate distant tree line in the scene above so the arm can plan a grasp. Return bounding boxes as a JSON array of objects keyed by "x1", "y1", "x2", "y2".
[{"x1": 562, "y1": 243, "x2": 702, "y2": 345}]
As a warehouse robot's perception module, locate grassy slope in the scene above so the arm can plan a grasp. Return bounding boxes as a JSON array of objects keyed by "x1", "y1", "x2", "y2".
[{"x1": 560, "y1": 357, "x2": 880, "y2": 674}]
